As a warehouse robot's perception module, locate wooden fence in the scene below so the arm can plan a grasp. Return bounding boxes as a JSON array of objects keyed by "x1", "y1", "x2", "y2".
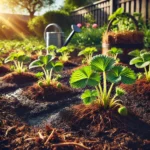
[{"x1": 71, "y1": 0, "x2": 150, "y2": 26}]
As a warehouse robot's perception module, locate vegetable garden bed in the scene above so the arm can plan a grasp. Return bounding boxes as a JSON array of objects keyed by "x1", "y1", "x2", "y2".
[{"x1": 0, "y1": 44, "x2": 150, "y2": 150}]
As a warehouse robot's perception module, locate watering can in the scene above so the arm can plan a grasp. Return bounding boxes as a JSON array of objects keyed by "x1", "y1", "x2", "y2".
[{"x1": 44, "y1": 23, "x2": 81, "y2": 50}]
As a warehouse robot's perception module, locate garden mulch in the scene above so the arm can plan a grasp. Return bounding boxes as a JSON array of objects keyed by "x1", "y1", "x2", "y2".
[{"x1": 0, "y1": 57, "x2": 150, "y2": 150}]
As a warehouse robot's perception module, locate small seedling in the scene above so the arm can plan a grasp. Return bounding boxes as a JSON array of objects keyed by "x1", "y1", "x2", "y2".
[
  {"x1": 70, "y1": 54, "x2": 136, "y2": 115},
  {"x1": 29, "y1": 54, "x2": 63, "y2": 85},
  {"x1": 57, "y1": 46, "x2": 74, "y2": 62},
  {"x1": 129, "y1": 49, "x2": 150, "y2": 82},
  {"x1": 5, "y1": 52, "x2": 31, "y2": 73},
  {"x1": 107, "y1": 47, "x2": 123, "y2": 62},
  {"x1": 78, "y1": 47, "x2": 97, "y2": 64},
  {"x1": 47, "y1": 45, "x2": 57, "y2": 57}
]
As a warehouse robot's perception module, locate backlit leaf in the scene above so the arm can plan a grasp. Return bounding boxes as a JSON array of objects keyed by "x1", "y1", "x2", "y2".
[{"x1": 70, "y1": 66, "x2": 100, "y2": 88}]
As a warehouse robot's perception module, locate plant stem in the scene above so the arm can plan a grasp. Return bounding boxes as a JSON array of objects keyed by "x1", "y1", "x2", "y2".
[
  {"x1": 14, "y1": 61, "x2": 18, "y2": 70},
  {"x1": 103, "y1": 71, "x2": 107, "y2": 108},
  {"x1": 106, "y1": 83, "x2": 114, "y2": 101},
  {"x1": 49, "y1": 69, "x2": 53, "y2": 81},
  {"x1": 95, "y1": 86, "x2": 101, "y2": 105},
  {"x1": 144, "y1": 67, "x2": 148, "y2": 80}
]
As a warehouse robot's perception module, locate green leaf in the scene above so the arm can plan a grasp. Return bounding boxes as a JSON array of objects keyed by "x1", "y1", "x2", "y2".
[
  {"x1": 53, "y1": 62, "x2": 63, "y2": 72},
  {"x1": 135, "y1": 61, "x2": 150, "y2": 68},
  {"x1": 107, "y1": 65, "x2": 123, "y2": 83},
  {"x1": 81, "y1": 89, "x2": 97, "y2": 105},
  {"x1": 128, "y1": 49, "x2": 140, "y2": 57},
  {"x1": 48, "y1": 45, "x2": 57, "y2": 50},
  {"x1": 39, "y1": 55, "x2": 53, "y2": 65},
  {"x1": 78, "y1": 47, "x2": 97, "y2": 56},
  {"x1": 18, "y1": 55, "x2": 31, "y2": 63},
  {"x1": 108, "y1": 14, "x2": 116, "y2": 20},
  {"x1": 107, "y1": 66, "x2": 136, "y2": 84},
  {"x1": 35, "y1": 72, "x2": 44, "y2": 78},
  {"x1": 141, "y1": 52, "x2": 150, "y2": 62},
  {"x1": 46, "y1": 62, "x2": 63, "y2": 72},
  {"x1": 115, "y1": 7, "x2": 124, "y2": 15},
  {"x1": 70, "y1": 66, "x2": 100, "y2": 88},
  {"x1": 91, "y1": 55, "x2": 115, "y2": 72},
  {"x1": 130, "y1": 57, "x2": 143, "y2": 65},
  {"x1": 112, "y1": 20, "x2": 119, "y2": 25},
  {"x1": 120, "y1": 67, "x2": 136, "y2": 84},
  {"x1": 108, "y1": 47, "x2": 123, "y2": 55},
  {"x1": 115, "y1": 87, "x2": 126, "y2": 96},
  {"x1": 4, "y1": 52, "x2": 17, "y2": 63},
  {"x1": 29, "y1": 59, "x2": 43, "y2": 69}
]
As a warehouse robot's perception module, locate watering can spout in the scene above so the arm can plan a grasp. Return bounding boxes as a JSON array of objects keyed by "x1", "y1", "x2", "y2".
[
  {"x1": 63, "y1": 25, "x2": 81, "y2": 46},
  {"x1": 44, "y1": 23, "x2": 81, "y2": 49}
]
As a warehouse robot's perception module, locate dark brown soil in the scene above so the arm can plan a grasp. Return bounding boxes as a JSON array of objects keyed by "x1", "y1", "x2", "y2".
[
  {"x1": 0, "y1": 56, "x2": 150, "y2": 149},
  {"x1": 0, "y1": 72, "x2": 38, "y2": 93},
  {"x1": 0, "y1": 97, "x2": 88, "y2": 150},
  {"x1": 0, "y1": 65, "x2": 10, "y2": 76},
  {"x1": 60, "y1": 104, "x2": 150, "y2": 149},
  {"x1": 119, "y1": 78, "x2": 150, "y2": 124},
  {"x1": 23, "y1": 82, "x2": 78, "y2": 102},
  {"x1": 63, "y1": 60, "x2": 79, "y2": 67},
  {"x1": 1, "y1": 72, "x2": 38, "y2": 85}
]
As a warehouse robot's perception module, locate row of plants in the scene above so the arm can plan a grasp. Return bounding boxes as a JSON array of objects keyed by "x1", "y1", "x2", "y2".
[
  {"x1": 2, "y1": 38, "x2": 150, "y2": 116},
  {"x1": 1, "y1": 8, "x2": 150, "y2": 118}
]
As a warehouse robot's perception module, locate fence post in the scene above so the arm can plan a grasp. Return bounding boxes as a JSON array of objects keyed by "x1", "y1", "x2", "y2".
[
  {"x1": 110, "y1": 0, "x2": 118, "y2": 14},
  {"x1": 141, "y1": 0, "x2": 147, "y2": 22}
]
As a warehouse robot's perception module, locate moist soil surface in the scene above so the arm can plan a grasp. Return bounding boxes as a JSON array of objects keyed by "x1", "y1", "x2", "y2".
[
  {"x1": 0, "y1": 72, "x2": 38, "y2": 94},
  {"x1": 120, "y1": 78, "x2": 150, "y2": 124},
  {"x1": 23, "y1": 82, "x2": 79, "y2": 102},
  {"x1": 0, "y1": 59, "x2": 150, "y2": 149},
  {"x1": 0, "y1": 65, "x2": 10, "y2": 77},
  {"x1": 0, "y1": 98, "x2": 150, "y2": 150}
]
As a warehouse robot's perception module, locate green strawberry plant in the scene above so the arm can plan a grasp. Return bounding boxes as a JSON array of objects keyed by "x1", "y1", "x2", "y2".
[
  {"x1": 78, "y1": 47, "x2": 97, "y2": 64},
  {"x1": 107, "y1": 47, "x2": 123, "y2": 63},
  {"x1": 47, "y1": 45, "x2": 57, "y2": 57},
  {"x1": 4, "y1": 52, "x2": 31, "y2": 73},
  {"x1": 108, "y1": 7, "x2": 136, "y2": 31},
  {"x1": 129, "y1": 49, "x2": 150, "y2": 82},
  {"x1": 70, "y1": 55, "x2": 136, "y2": 115},
  {"x1": 57, "y1": 46, "x2": 74, "y2": 62},
  {"x1": 29, "y1": 54, "x2": 63, "y2": 85}
]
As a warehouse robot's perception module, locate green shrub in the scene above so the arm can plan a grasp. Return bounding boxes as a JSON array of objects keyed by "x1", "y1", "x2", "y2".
[
  {"x1": 28, "y1": 16, "x2": 46, "y2": 37},
  {"x1": 70, "y1": 25, "x2": 106, "y2": 47},
  {"x1": 28, "y1": 10, "x2": 72, "y2": 37}
]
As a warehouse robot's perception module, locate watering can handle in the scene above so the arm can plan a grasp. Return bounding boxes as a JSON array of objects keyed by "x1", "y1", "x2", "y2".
[{"x1": 44, "y1": 23, "x2": 63, "y2": 40}]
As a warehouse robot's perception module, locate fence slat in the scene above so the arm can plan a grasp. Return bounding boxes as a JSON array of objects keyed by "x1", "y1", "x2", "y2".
[
  {"x1": 141, "y1": 0, "x2": 147, "y2": 21},
  {"x1": 71, "y1": 0, "x2": 149, "y2": 26},
  {"x1": 130, "y1": 0, "x2": 134, "y2": 15},
  {"x1": 148, "y1": 0, "x2": 150, "y2": 24},
  {"x1": 126, "y1": 1, "x2": 130, "y2": 13},
  {"x1": 136, "y1": 0, "x2": 140, "y2": 12}
]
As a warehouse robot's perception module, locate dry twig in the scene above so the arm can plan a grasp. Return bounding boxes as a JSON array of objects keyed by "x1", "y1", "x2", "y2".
[
  {"x1": 38, "y1": 130, "x2": 46, "y2": 140},
  {"x1": 5, "y1": 125, "x2": 17, "y2": 137},
  {"x1": 44, "y1": 129, "x2": 55, "y2": 145},
  {"x1": 52, "y1": 142, "x2": 91, "y2": 150}
]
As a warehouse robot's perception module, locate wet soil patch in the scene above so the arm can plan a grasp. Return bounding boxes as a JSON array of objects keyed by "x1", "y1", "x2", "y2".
[
  {"x1": 3, "y1": 88, "x2": 80, "y2": 119},
  {"x1": 0, "y1": 97, "x2": 88, "y2": 150},
  {"x1": 23, "y1": 82, "x2": 79, "y2": 102},
  {"x1": 120, "y1": 78, "x2": 150, "y2": 124}
]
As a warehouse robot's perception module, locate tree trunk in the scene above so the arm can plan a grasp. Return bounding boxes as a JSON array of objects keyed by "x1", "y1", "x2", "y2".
[{"x1": 29, "y1": 11, "x2": 35, "y2": 19}]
